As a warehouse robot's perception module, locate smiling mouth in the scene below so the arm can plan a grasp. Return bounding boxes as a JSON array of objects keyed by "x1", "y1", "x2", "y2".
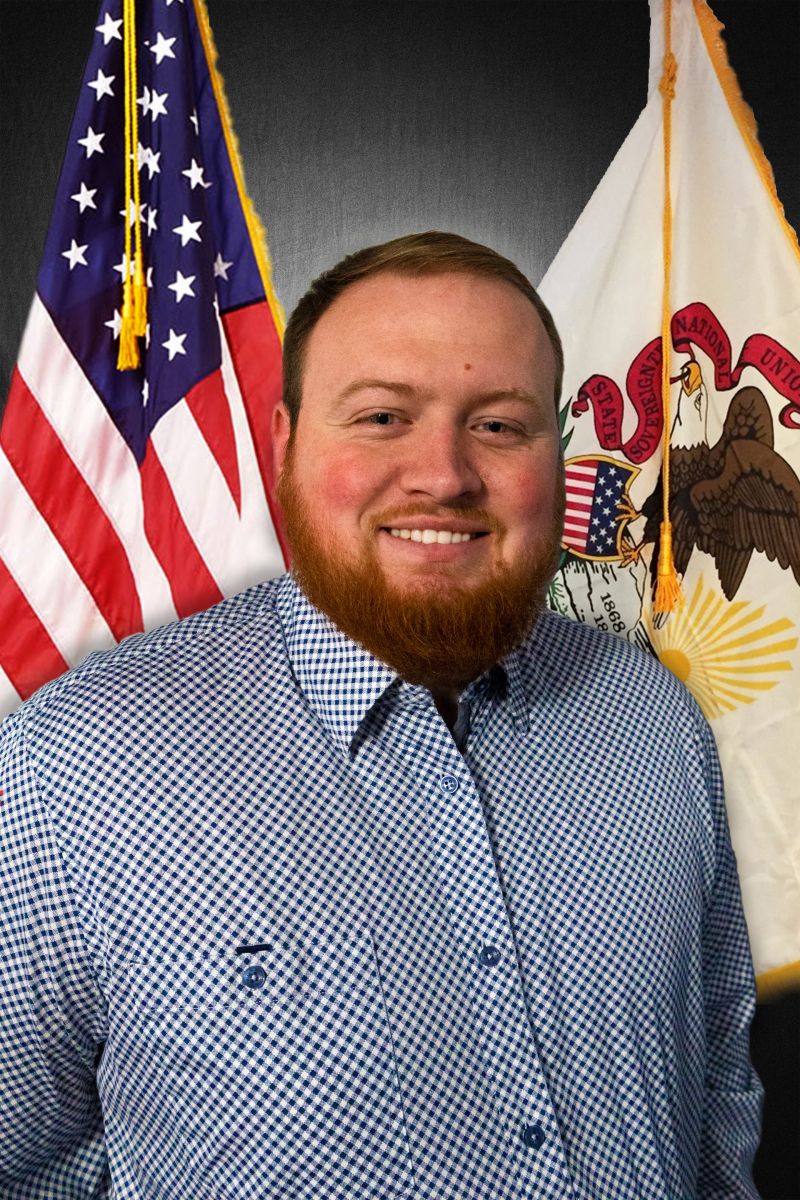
[{"x1": 381, "y1": 527, "x2": 489, "y2": 544}]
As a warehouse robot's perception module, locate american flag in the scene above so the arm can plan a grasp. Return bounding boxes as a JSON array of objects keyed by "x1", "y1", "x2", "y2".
[
  {"x1": 0, "y1": 0, "x2": 286, "y2": 717},
  {"x1": 561, "y1": 456, "x2": 636, "y2": 560}
]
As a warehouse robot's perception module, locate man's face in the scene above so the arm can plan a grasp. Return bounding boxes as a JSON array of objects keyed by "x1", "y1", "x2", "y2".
[{"x1": 274, "y1": 270, "x2": 564, "y2": 688}]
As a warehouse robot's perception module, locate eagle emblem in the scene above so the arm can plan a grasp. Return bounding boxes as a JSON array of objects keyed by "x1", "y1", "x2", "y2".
[{"x1": 641, "y1": 374, "x2": 800, "y2": 599}]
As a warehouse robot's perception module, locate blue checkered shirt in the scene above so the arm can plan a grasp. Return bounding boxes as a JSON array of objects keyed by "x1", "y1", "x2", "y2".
[{"x1": 0, "y1": 572, "x2": 762, "y2": 1198}]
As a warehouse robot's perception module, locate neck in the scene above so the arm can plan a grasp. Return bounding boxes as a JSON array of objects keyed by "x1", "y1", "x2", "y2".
[{"x1": 430, "y1": 686, "x2": 462, "y2": 733}]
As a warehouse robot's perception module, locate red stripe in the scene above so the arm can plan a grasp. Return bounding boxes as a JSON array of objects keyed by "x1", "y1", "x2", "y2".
[
  {"x1": 564, "y1": 500, "x2": 592, "y2": 513},
  {"x1": 140, "y1": 440, "x2": 223, "y2": 618},
  {"x1": 221, "y1": 303, "x2": 289, "y2": 563},
  {"x1": 185, "y1": 369, "x2": 242, "y2": 515},
  {"x1": 1, "y1": 369, "x2": 144, "y2": 641},
  {"x1": 0, "y1": 556, "x2": 70, "y2": 700}
]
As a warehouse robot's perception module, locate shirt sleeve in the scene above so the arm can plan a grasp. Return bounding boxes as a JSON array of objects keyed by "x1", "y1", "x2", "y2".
[
  {"x1": 0, "y1": 709, "x2": 109, "y2": 1196},
  {"x1": 695, "y1": 715, "x2": 764, "y2": 1198}
]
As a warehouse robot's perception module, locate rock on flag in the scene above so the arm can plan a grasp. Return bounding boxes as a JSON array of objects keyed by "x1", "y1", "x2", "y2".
[
  {"x1": 0, "y1": 0, "x2": 287, "y2": 717},
  {"x1": 540, "y1": 0, "x2": 800, "y2": 990}
]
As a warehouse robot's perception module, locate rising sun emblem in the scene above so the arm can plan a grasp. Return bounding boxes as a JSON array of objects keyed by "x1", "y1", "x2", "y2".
[{"x1": 643, "y1": 575, "x2": 797, "y2": 720}]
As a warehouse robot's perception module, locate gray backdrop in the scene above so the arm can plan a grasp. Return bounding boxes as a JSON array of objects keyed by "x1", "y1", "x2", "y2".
[
  {"x1": 0, "y1": 2, "x2": 798, "y2": 1194},
  {"x1": 1, "y1": 0, "x2": 798, "y2": 400}
]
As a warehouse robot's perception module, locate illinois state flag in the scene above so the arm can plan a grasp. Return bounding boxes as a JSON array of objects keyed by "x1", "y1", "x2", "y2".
[
  {"x1": 0, "y1": 0, "x2": 286, "y2": 718},
  {"x1": 540, "y1": 0, "x2": 800, "y2": 989}
]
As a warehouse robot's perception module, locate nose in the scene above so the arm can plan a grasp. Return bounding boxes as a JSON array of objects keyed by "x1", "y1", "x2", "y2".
[{"x1": 399, "y1": 422, "x2": 482, "y2": 505}]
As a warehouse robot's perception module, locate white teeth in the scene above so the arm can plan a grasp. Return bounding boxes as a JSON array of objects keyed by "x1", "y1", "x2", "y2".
[{"x1": 387, "y1": 527, "x2": 478, "y2": 542}]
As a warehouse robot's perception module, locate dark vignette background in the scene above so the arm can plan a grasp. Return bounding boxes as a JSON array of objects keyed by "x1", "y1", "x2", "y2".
[{"x1": 0, "y1": 2, "x2": 798, "y2": 1195}]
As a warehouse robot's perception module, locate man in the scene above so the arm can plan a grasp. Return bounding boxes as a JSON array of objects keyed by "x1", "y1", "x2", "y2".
[{"x1": 1, "y1": 232, "x2": 762, "y2": 1198}]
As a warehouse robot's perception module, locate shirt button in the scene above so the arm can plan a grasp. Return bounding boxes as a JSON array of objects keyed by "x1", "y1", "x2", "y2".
[
  {"x1": 242, "y1": 964, "x2": 266, "y2": 989},
  {"x1": 439, "y1": 774, "x2": 459, "y2": 794},
  {"x1": 521, "y1": 1121, "x2": 545, "y2": 1151},
  {"x1": 477, "y1": 944, "x2": 501, "y2": 967}
]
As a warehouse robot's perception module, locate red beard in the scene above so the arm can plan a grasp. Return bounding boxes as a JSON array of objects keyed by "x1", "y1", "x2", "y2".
[{"x1": 277, "y1": 447, "x2": 564, "y2": 690}]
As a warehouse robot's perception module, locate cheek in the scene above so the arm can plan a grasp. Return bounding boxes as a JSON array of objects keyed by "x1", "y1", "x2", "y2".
[
  {"x1": 310, "y1": 449, "x2": 386, "y2": 521},
  {"x1": 499, "y1": 456, "x2": 562, "y2": 536}
]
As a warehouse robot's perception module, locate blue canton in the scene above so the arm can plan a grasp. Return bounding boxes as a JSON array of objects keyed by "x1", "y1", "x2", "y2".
[
  {"x1": 0, "y1": 574, "x2": 762, "y2": 1198},
  {"x1": 37, "y1": 1, "x2": 263, "y2": 462},
  {"x1": 586, "y1": 461, "x2": 626, "y2": 555}
]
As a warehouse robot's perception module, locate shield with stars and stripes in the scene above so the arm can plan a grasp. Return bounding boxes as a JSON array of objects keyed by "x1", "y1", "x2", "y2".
[{"x1": 561, "y1": 455, "x2": 639, "y2": 562}]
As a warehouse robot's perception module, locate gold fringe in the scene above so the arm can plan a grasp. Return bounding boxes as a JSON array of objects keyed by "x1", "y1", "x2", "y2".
[
  {"x1": 192, "y1": 0, "x2": 286, "y2": 337},
  {"x1": 756, "y1": 959, "x2": 800, "y2": 1003},
  {"x1": 693, "y1": 0, "x2": 800, "y2": 262}
]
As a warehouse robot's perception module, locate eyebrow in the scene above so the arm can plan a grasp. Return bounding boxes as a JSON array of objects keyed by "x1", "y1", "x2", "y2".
[
  {"x1": 331, "y1": 378, "x2": 416, "y2": 409},
  {"x1": 331, "y1": 379, "x2": 545, "y2": 410}
]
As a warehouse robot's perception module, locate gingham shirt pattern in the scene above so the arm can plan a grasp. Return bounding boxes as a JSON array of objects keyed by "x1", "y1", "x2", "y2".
[{"x1": 0, "y1": 573, "x2": 762, "y2": 1199}]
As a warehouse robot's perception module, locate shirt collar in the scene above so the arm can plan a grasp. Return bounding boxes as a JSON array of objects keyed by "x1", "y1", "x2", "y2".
[
  {"x1": 275, "y1": 574, "x2": 399, "y2": 756},
  {"x1": 274, "y1": 572, "x2": 531, "y2": 756}
]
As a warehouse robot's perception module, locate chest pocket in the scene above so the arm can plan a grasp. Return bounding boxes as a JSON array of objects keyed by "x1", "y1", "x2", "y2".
[{"x1": 107, "y1": 927, "x2": 416, "y2": 1199}]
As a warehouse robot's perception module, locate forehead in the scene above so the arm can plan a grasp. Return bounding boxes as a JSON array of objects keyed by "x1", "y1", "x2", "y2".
[{"x1": 301, "y1": 270, "x2": 556, "y2": 401}]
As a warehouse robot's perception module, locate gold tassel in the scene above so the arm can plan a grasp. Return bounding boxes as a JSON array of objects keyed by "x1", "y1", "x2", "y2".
[
  {"x1": 117, "y1": 278, "x2": 140, "y2": 369},
  {"x1": 133, "y1": 251, "x2": 147, "y2": 337},
  {"x1": 653, "y1": 521, "x2": 683, "y2": 612}
]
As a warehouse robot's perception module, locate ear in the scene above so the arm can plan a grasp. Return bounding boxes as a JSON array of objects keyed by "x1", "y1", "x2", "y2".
[{"x1": 272, "y1": 401, "x2": 292, "y2": 478}]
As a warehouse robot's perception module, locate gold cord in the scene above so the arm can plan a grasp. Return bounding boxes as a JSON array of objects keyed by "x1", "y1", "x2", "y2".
[{"x1": 654, "y1": 0, "x2": 684, "y2": 612}]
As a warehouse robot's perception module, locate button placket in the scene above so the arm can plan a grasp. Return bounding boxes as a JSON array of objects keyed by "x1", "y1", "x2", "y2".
[{"x1": 408, "y1": 715, "x2": 570, "y2": 1189}]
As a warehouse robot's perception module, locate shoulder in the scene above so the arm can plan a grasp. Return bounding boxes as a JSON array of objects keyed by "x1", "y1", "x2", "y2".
[
  {"x1": 521, "y1": 609, "x2": 703, "y2": 722},
  {"x1": 5, "y1": 577, "x2": 289, "y2": 739},
  {"x1": 515, "y1": 613, "x2": 724, "y2": 833}
]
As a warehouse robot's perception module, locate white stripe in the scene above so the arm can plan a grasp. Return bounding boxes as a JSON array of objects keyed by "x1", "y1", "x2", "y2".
[
  {"x1": 218, "y1": 315, "x2": 285, "y2": 584},
  {"x1": 0, "y1": 662, "x2": 23, "y2": 721},
  {"x1": 149, "y1": 397, "x2": 242, "y2": 586},
  {"x1": 150, "y1": 314, "x2": 284, "y2": 597},
  {"x1": 17, "y1": 296, "x2": 178, "y2": 623},
  {"x1": 0, "y1": 449, "x2": 114, "y2": 668}
]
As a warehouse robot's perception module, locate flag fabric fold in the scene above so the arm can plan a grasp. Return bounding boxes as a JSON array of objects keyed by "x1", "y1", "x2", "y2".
[
  {"x1": 0, "y1": 0, "x2": 287, "y2": 717},
  {"x1": 540, "y1": 0, "x2": 800, "y2": 989}
]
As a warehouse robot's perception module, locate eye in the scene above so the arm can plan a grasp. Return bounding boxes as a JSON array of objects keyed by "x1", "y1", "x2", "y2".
[
  {"x1": 367, "y1": 411, "x2": 396, "y2": 425},
  {"x1": 474, "y1": 418, "x2": 523, "y2": 436}
]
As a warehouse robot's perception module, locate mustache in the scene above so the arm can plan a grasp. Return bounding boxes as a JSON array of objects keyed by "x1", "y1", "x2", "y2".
[{"x1": 368, "y1": 504, "x2": 504, "y2": 534}]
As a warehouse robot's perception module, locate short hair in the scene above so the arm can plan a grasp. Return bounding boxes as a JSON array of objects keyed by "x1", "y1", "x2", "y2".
[{"x1": 281, "y1": 231, "x2": 563, "y2": 426}]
